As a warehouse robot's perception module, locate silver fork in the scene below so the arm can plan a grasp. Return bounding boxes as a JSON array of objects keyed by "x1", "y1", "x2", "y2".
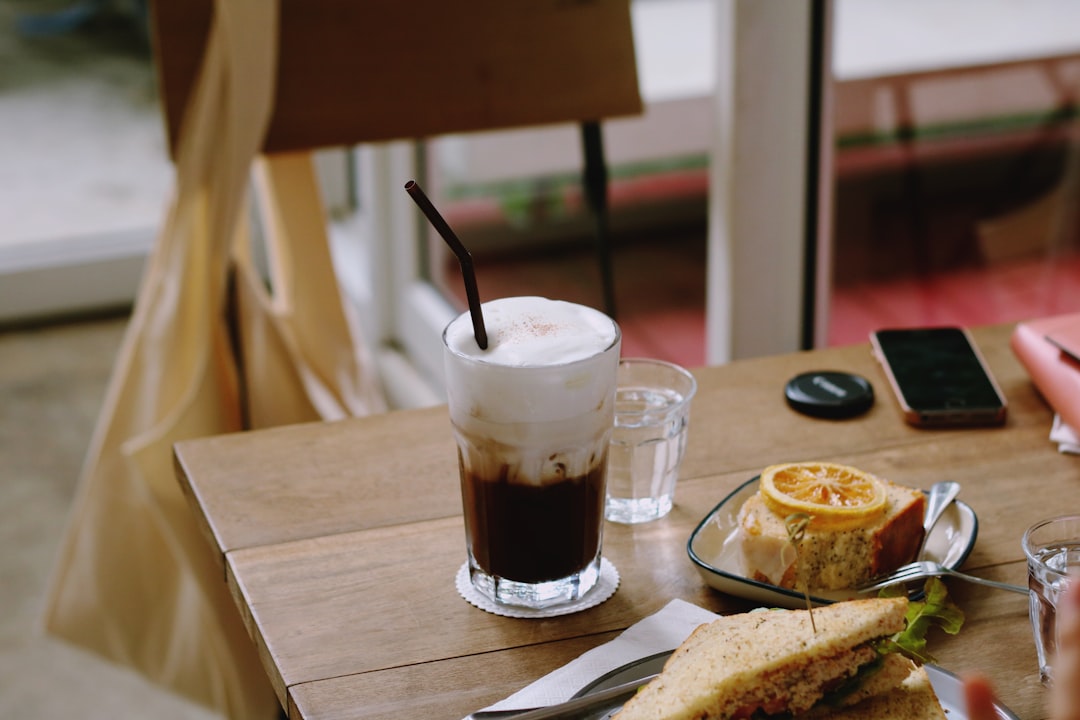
[{"x1": 856, "y1": 560, "x2": 1028, "y2": 595}]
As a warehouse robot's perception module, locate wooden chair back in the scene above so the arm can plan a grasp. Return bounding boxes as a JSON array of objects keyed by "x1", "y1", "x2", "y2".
[{"x1": 150, "y1": 0, "x2": 642, "y2": 155}]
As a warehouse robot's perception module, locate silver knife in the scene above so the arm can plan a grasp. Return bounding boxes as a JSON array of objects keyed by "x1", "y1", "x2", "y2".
[{"x1": 465, "y1": 673, "x2": 658, "y2": 720}]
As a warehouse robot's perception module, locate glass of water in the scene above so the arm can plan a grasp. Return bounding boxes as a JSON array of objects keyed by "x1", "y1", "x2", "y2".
[
  {"x1": 605, "y1": 358, "x2": 697, "y2": 524},
  {"x1": 1022, "y1": 514, "x2": 1080, "y2": 685}
]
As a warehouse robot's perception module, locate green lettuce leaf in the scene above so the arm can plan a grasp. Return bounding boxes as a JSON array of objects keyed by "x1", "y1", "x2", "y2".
[{"x1": 875, "y1": 577, "x2": 965, "y2": 663}]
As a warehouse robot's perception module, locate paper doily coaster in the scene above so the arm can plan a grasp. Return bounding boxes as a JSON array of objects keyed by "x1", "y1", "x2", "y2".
[{"x1": 456, "y1": 559, "x2": 619, "y2": 618}]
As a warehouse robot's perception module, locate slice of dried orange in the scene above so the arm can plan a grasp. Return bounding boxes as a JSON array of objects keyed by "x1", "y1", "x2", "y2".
[{"x1": 759, "y1": 461, "x2": 887, "y2": 528}]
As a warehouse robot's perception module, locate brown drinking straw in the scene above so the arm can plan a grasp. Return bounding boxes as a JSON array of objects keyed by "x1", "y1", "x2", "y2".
[{"x1": 404, "y1": 180, "x2": 488, "y2": 349}]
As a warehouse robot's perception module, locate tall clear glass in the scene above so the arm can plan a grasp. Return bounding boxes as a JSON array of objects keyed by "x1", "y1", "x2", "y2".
[
  {"x1": 443, "y1": 297, "x2": 620, "y2": 609},
  {"x1": 1023, "y1": 514, "x2": 1080, "y2": 684}
]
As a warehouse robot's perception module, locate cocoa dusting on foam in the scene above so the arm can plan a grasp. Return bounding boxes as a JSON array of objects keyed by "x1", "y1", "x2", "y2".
[
  {"x1": 503, "y1": 315, "x2": 562, "y2": 342},
  {"x1": 445, "y1": 296, "x2": 617, "y2": 367},
  {"x1": 524, "y1": 316, "x2": 561, "y2": 336}
]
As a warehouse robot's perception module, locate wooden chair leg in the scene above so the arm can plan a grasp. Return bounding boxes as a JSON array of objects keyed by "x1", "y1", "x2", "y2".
[{"x1": 581, "y1": 120, "x2": 617, "y2": 319}]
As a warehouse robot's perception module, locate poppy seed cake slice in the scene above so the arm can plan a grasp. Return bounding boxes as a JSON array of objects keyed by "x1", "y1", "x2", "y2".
[{"x1": 738, "y1": 480, "x2": 925, "y2": 591}]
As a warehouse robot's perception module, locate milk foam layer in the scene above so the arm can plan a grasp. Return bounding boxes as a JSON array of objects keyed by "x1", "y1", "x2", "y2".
[
  {"x1": 444, "y1": 296, "x2": 617, "y2": 367},
  {"x1": 443, "y1": 297, "x2": 621, "y2": 483}
]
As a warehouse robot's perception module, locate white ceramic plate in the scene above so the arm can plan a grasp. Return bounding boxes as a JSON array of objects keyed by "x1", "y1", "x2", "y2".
[
  {"x1": 686, "y1": 476, "x2": 978, "y2": 608},
  {"x1": 574, "y1": 652, "x2": 1019, "y2": 720}
]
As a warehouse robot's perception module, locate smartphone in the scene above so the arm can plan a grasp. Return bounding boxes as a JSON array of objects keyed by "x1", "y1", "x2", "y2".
[{"x1": 870, "y1": 326, "x2": 1007, "y2": 427}]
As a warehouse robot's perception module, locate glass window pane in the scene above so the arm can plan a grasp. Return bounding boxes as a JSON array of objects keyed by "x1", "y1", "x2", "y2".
[{"x1": 827, "y1": 0, "x2": 1080, "y2": 346}]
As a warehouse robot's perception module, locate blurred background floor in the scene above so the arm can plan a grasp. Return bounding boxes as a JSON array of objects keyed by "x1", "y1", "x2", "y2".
[
  {"x1": 0, "y1": 314, "x2": 218, "y2": 719},
  {"x1": 0, "y1": 2, "x2": 216, "y2": 717}
]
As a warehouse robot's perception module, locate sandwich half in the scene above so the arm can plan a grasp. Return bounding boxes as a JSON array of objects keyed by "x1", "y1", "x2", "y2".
[
  {"x1": 614, "y1": 596, "x2": 927, "y2": 720},
  {"x1": 805, "y1": 663, "x2": 946, "y2": 720}
]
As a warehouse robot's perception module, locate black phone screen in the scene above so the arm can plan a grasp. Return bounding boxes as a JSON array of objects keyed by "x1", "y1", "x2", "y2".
[{"x1": 873, "y1": 327, "x2": 1003, "y2": 412}]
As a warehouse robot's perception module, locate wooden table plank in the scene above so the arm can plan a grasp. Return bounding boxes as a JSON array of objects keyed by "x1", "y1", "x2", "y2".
[
  {"x1": 285, "y1": 561, "x2": 1043, "y2": 720},
  {"x1": 636, "y1": 324, "x2": 1051, "y2": 484},
  {"x1": 174, "y1": 404, "x2": 460, "y2": 571},
  {"x1": 172, "y1": 321, "x2": 1072, "y2": 719},
  {"x1": 288, "y1": 632, "x2": 623, "y2": 720},
  {"x1": 225, "y1": 513, "x2": 757, "y2": 703},
  {"x1": 225, "y1": 421, "x2": 1072, "y2": 711},
  {"x1": 173, "y1": 324, "x2": 1055, "y2": 569}
]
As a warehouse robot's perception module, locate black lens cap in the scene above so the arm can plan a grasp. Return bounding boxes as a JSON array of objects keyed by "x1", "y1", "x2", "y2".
[{"x1": 784, "y1": 371, "x2": 874, "y2": 419}]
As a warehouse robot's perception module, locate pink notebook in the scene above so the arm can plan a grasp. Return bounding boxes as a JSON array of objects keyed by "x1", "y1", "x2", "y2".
[{"x1": 1011, "y1": 312, "x2": 1080, "y2": 430}]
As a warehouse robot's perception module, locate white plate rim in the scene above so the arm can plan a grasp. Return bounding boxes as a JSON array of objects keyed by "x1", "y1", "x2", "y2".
[{"x1": 685, "y1": 475, "x2": 979, "y2": 608}]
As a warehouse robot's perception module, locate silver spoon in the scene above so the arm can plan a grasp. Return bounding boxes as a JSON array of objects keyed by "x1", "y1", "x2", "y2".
[{"x1": 919, "y1": 480, "x2": 961, "y2": 559}]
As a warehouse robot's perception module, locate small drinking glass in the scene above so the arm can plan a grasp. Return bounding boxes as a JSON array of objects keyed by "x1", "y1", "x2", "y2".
[
  {"x1": 605, "y1": 358, "x2": 697, "y2": 524},
  {"x1": 1022, "y1": 514, "x2": 1080, "y2": 685}
]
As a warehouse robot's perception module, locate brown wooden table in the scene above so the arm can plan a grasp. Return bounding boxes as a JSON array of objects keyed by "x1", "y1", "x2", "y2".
[{"x1": 174, "y1": 323, "x2": 1077, "y2": 719}]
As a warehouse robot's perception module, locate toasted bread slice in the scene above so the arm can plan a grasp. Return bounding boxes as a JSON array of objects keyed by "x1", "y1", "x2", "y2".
[
  {"x1": 807, "y1": 664, "x2": 947, "y2": 720},
  {"x1": 613, "y1": 597, "x2": 909, "y2": 720},
  {"x1": 738, "y1": 480, "x2": 925, "y2": 590},
  {"x1": 829, "y1": 653, "x2": 920, "y2": 710}
]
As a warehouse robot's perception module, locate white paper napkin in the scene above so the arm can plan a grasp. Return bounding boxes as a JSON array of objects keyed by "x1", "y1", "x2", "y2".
[
  {"x1": 477, "y1": 599, "x2": 719, "y2": 714},
  {"x1": 1051, "y1": 414, "x2": 1080, "y2": 454}
]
